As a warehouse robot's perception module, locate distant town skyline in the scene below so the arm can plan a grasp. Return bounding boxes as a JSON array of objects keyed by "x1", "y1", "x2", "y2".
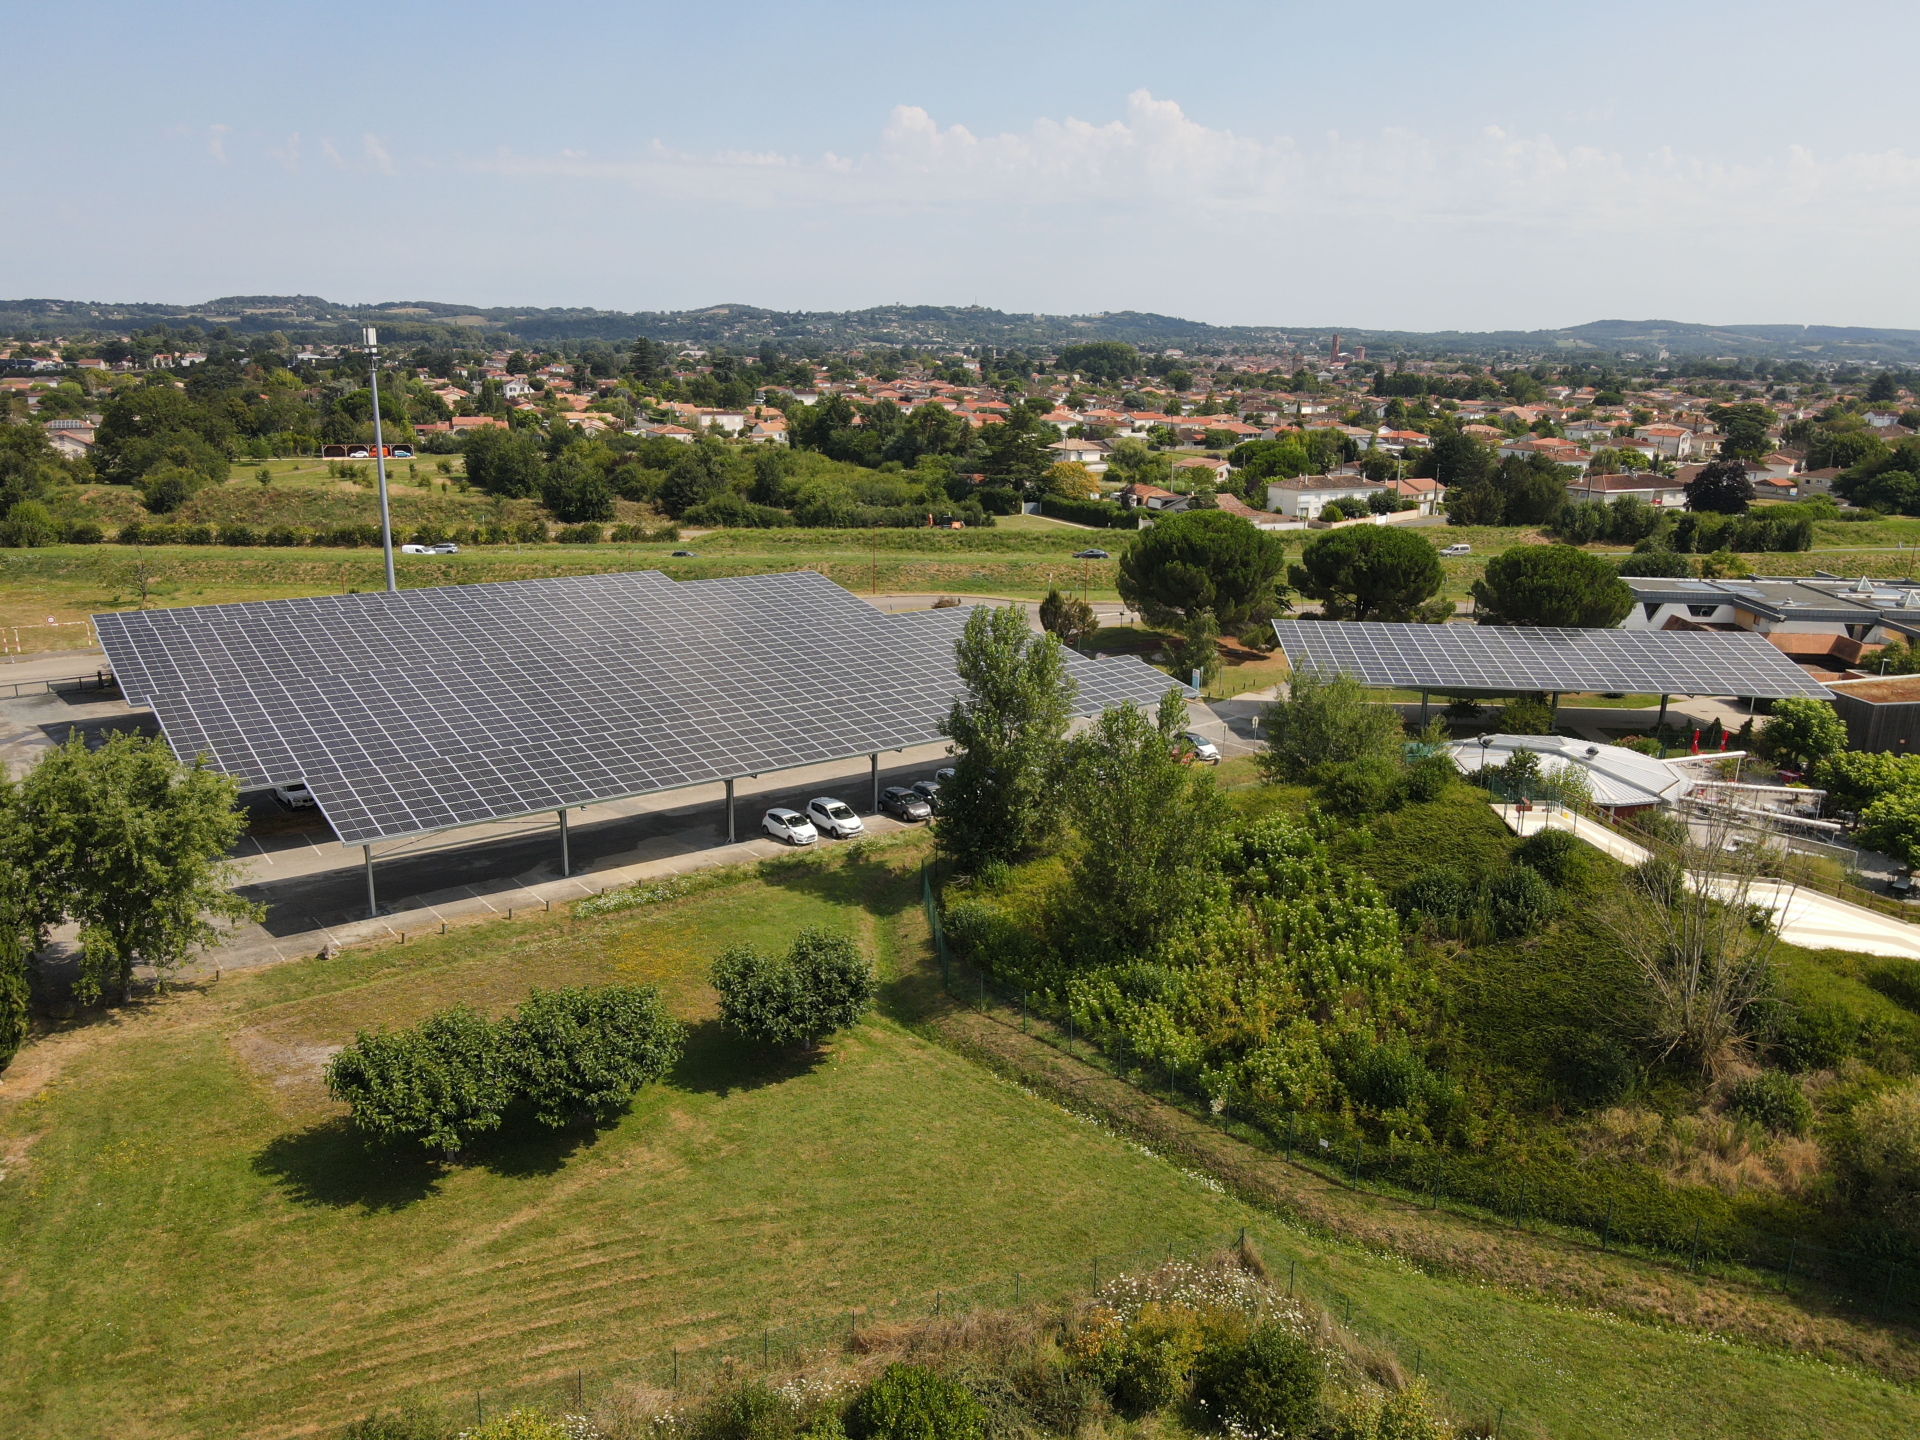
[{"x1": 9, "y1": 1, "x2": 1920, "y2": 332}]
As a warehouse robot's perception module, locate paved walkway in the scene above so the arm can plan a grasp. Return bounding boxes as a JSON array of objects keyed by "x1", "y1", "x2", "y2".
[{"x1": 1492, "y1": 803, "x2": 1920, "y2": 960}]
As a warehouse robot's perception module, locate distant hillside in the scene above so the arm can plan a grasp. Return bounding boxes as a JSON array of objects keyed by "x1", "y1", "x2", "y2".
[{"x1": 6, "y1": 294, "x2": 1920, "y2": 363}]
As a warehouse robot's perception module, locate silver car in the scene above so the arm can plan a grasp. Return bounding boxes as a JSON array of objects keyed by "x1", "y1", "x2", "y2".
[
  {"x1": 1180, "y1": 731, "x2": 1222, "y2": 764},
  {"x1": 806, "y1": 796, "x2": 865, "y2": 839}
]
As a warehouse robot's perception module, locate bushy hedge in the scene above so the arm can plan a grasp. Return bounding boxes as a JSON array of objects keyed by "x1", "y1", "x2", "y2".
[
  {"x1": 324, "y1": 983, "x2": 684, "y2": 1158},
  {"x1": 711, "y1": 928, "x2": 875, "y2": 1048},
  {"x1": 113, "y1": 519, "x2": 557, "y2": 548},
  {"x1": 1039, "y1": 495, "x2": 1140, "y2": 529}
]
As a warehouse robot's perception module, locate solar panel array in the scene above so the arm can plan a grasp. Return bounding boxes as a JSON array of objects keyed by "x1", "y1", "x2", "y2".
[
  {"x1": 97, "y1": 570, "x2": 1179, "y2": 846},
  {"x1": 1270, "y1": 620, "x2": 1833, "y2": 700}
]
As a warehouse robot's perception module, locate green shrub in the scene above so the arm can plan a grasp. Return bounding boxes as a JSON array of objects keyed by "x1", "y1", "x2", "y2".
[
  {"x1": 711, "y1": 927, "x2": 876, "y2": 1048},
  {"x1": 218, "y1": 523, "x2": 257, "y2": 546},
  {"x1": 324, "y1": 1006, "x2": 514, "y2": 1159},
  {"x1": 1727, "y1": 1071, "x2": 1813, "y2": 1135},
  {"x1": 1325, "y1": 1378, "x2": 1450, "y2": 1440},
  {"x1": 1776, "y1": 999, "x2": 1856, "y2": 1070},
  {"x1": 339, "y1": 1403, "x2": 449, "y2": 1439},
  {"x1": 66, "y1": 521, "x2": 103, "y2": 544},
  {"x1": 463, "y1": 1410, "x2": 572, "y2": 1440},
  {"x1": 1500, "y1": 696, "x2": 1556, "y2": 734},
  {"x1": 1852, "y1": 1080, "x2": 1920, "y2": 1225},
  {"x1": 1192, "y1": 1322, "x2": 1319, "y2": 1435},
  {"x1": 1403, "y1": 752, "x2": 1456, "y2": 802},
  {"x1": 703, "y1": 1380, "x2": 800, "y2": 1440},
  {"x1": 504, "y1": 983, "x2": 685, "y2": 1128},
  {"x1": 1553, "y1": 1032, "x2": 1636, "y2": 1109},
  {"x1": 262, "y1": 525, "x2": 305, "y2": 546},
  {"x1": 1513, "y1": 826, "x2": 1588, "y2": 888},
  {"x1": 1486, "y1": 864, "x2": 1556, "y2": 937},
  {"x1": 1391, "y1": 866, "x2": 1473, "y2": 925},
  {"x1": 849, "y1": 1363, "x2": 988, "y2": 1440},
  {"x1": 557, "y1": 523, "x2": 604, "y2": 543},
  {"x1": 1342, "y1": 1037, "x2": 1432, "y2": 1113},
  {"x1": 1318, "y1": 757, "x2": 1407, "y2": 817}
]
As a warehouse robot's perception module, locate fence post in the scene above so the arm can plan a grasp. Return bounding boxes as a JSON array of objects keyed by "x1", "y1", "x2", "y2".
[
  {"x1": 1169, "y1": 1061, "x2": 1176, "y2": 1102},
  {"x1": 577, "y1": 1369, "x2": 584, "y2": 1408},
  {"x1": 764, "y1": 1329, "x2": 770, "y2": 1365},
  {"x1": 1288, "y1": 1259, "x2": 1295, "y2": 1297},
  {"x1": 1022, "y1": 992, "x2": 1028, "y2": 1033},
  {"x1": 979, "y1": 974, "x2": 985, "y2": 1010},
  {"x1": 673, "y1": 1348, "x2": 679, "y2": 1389},
  {"x1": 1518, "y1": 1179, "x2": 1528, "y2": 1231},
  {"x1": 1689, "y1": 1218, "x2": 1701, "y2": 1274},
  {"x1": 1601, "y1": 1196, "x2": 1614, "y2": 1252},
  {"x1": 1069, "y1": 1011, "x2": 1075, "y2": 1052},
  {"x1": 1092, "y1": 1256, "x2": 1099, "y2": 1295},
  {"x1": 1885, "y1": 1263, "x2": 1899, "y2": 1314},
  {"x1": 1286, "y1": 1114, "x2": 1295, "y2": 1162},
  {"x1": 1784, "y1": 1238, "x2": 1797, "y2": 1293},
  {"x1": 1434, "y1": 1158, "x2": 1443, "y2": 1210}
]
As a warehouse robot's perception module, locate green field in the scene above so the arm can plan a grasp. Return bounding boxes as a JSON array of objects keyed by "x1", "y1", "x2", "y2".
[{"x1": 3, "y1": 835, "x2": 1918, "y2": 1438}]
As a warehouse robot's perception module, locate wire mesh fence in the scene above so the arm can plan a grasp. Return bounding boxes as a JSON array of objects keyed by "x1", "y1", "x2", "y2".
[
  {"x1": 921, "y1": 865, "x2": 1920, "y2": 1325},
  {"x1": 442, "y1": 1224, "x2": 1537, "y2": 1438}
]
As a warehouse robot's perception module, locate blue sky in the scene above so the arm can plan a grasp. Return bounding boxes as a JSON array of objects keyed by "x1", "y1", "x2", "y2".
[{"x1": 8, "y1": 1, "x2": 1920, "y2": 330}]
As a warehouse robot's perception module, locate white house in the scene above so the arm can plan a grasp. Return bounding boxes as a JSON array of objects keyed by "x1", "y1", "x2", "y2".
[{"x1": 1265, "y1": 474, "x2": 1389, "y2": 519}]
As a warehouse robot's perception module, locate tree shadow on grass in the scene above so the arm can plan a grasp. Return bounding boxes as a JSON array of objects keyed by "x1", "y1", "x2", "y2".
[
  {"x1": 756, "y1": 844, "x2": 923, "y2": 920},
  {"x1": 253, "y1": 1118, "x2": 446, "y2": 1211},
  {"x1": 670, "y1": 1016, "x2": 829, "y2": 1098}
]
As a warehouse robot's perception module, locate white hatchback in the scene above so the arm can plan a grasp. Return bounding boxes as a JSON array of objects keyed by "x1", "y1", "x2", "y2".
[
  {"x1": 1180, "y1": 732, "x2": 1222, "y2": 764},
  {"x1": 806, "y1": 797, "x2": 865, "y2": 839},
  {"x1": 1441, "y1": 543, "x2": 1471, "y2": 557},
  {"x1": 762, "y1": 807, "x2": 817, "y2": 845}
]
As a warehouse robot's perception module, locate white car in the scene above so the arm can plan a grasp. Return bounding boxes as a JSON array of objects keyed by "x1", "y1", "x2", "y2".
[
  {"x1": 806, "y1": 796, "x2": 865, "y2": 839},
  {"x1": 762, "y1": 807, "x2": 817, "y2": 845},
  {"x1": 273, "y1": 780, "x2": 317, "y2": 810},
  {"x1": 1180, "y1": 732, "x2": 1222, "y2": 764},
  {"x1": 400, "y1": 543, "x2": 431, "y2": 554},
  {"x1": 1440, "y1": 543, "x2": 1471, "y2": 557}
]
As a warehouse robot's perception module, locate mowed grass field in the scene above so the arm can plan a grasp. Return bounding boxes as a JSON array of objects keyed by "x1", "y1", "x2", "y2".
[{"x1": 2, "y1": 836, "x2": 1917, "y2": 1439}]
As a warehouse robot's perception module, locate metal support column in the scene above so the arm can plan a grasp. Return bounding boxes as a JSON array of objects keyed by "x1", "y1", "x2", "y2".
[
  {"x1": 363, "y1": 844, "x2": 377, "y2": 919},
  {"x1": 1656, "y1": 693, "x2": 1669, "y2": 728},
  {"x1": 1420, "y1": 689, "x2": 1429, "y2": 727},
  {"x1": 726, "y1": 777, "x2": 736, "y2": 844},
  {"x1": 558, "y1": 809, "x2": 570, "y2": 877},
  {"x1": 870, "y1": 752, "x2": 880, "y2": 811}
]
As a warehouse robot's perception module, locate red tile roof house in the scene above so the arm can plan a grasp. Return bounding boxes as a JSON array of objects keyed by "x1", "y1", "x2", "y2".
[
  {"x1": 1564, "y1": 471, "x2": 1689, "y2": 507},
  {"x1": 1173, "y1": 455, "x2": 1233, "y2": 483},
  {"x1": 1117, "y1": 482, "x2": 1184, "y2": 511}
]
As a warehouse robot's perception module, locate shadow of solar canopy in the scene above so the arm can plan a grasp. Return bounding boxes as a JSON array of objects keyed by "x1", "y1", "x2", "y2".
[
  {"x1": 97, "y1": 570, "x2": 1178, "y2": 847},
  {"x1": 1270, "y1": 619, "x2": 1833, "y2": 700}
]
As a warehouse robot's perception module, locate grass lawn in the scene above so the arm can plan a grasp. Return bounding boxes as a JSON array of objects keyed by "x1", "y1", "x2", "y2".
[{"x1": 3, "y1": 835, "x2": 1918, "y2": 1438}]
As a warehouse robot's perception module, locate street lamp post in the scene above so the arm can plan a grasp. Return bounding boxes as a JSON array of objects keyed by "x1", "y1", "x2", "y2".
[{"x1": 364, "y1": 326, "x2": 397, "y2": 594}]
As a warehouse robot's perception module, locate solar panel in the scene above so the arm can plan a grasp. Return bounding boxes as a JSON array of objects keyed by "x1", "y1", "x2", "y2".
[
  {"x1": 1269, "y1": 620, "x2": 1833, "y2": 700},
  {"x1": 97, "y1": 571, "x2": 1180, "y2": 846}
]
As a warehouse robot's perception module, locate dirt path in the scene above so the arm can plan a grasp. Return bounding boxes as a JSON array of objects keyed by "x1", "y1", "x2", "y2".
[{"x1": 929, "y1": 1000, "x2": 1920, "y2": 1384}]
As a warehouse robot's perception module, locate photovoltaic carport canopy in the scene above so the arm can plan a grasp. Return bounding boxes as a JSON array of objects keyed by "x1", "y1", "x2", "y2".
[
  {"x1": 1270, "y1": 619, "x2": 1834, "y2": 700},
  {"x1": 96, "y1": 570, "x2": 1178, "y2": 847}
]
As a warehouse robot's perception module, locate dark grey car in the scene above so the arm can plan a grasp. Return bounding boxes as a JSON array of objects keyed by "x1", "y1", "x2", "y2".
[{"x1": 880, "y1": 785, "x2": 933, "y2": 821}]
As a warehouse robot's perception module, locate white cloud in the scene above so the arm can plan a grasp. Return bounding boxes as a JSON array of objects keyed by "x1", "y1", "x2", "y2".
[
  {"x1": 206, "y1": 124, "x2": 230, "y2": 164},
  {"x1": 362, "y1": 133, "x2": 395, "y2": 176},
  {"x1": 463, "y1": 89, "x2": 1920, "y2": 239}
]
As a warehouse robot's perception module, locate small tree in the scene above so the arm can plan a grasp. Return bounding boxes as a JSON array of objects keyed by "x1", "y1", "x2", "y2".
[
  {"x1": 1040, "y1": 461, "x2": 1099, "y2": 499},
  {"x1": 1038, "y1": 587, "x2": 1097, "y2": 650},
  {"x1": 711, "y1": 928, "x2": 875, "y2": 1048},
  {"x1": 1062, "y1": 692, "x2": 1231, "y2": 956},
  {"x1": 1760, "y1": 698, "x2": 1847, "y2": 772},
  {"x1": 1471, "y1": 544, "x2": 1633, "y2": 628},
  {"x1": 1597, "y1": 818, "x2": 1786, "y2": 1080},
  {"x1": 1261, "y1": 669, "x2": 1404, "y2": 781},
  {"x1": 1171, "y1": 608, "x2": 1221, "y2": 688},
  {"x1": 22, "y1": 733, "x2": 258, "y2": 1005},
  {"x1": 937, "y1": 605, "x2": 1075, "y2": 870},
  {"x1": 325, "y1": 1007, "x2": 515, "y2": 1160},
  {"x1": 1116, "y1": 509, "x2": 1289, "y2": 630},
  {"x1": 504, "y1": 984, "x2": 686, "y2": 1128},
  {"x1": 1685, "y1": 457, "x2": 1756, "y2": 515},
  {"x1": 1289, "y1": 525, "x2": 1444, "y2": 621}
]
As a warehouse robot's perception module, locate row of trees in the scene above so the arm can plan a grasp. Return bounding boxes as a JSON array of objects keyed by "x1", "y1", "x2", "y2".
[{"x1": 326, "y1": 985, "x2": 685, "y2": 1158}]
